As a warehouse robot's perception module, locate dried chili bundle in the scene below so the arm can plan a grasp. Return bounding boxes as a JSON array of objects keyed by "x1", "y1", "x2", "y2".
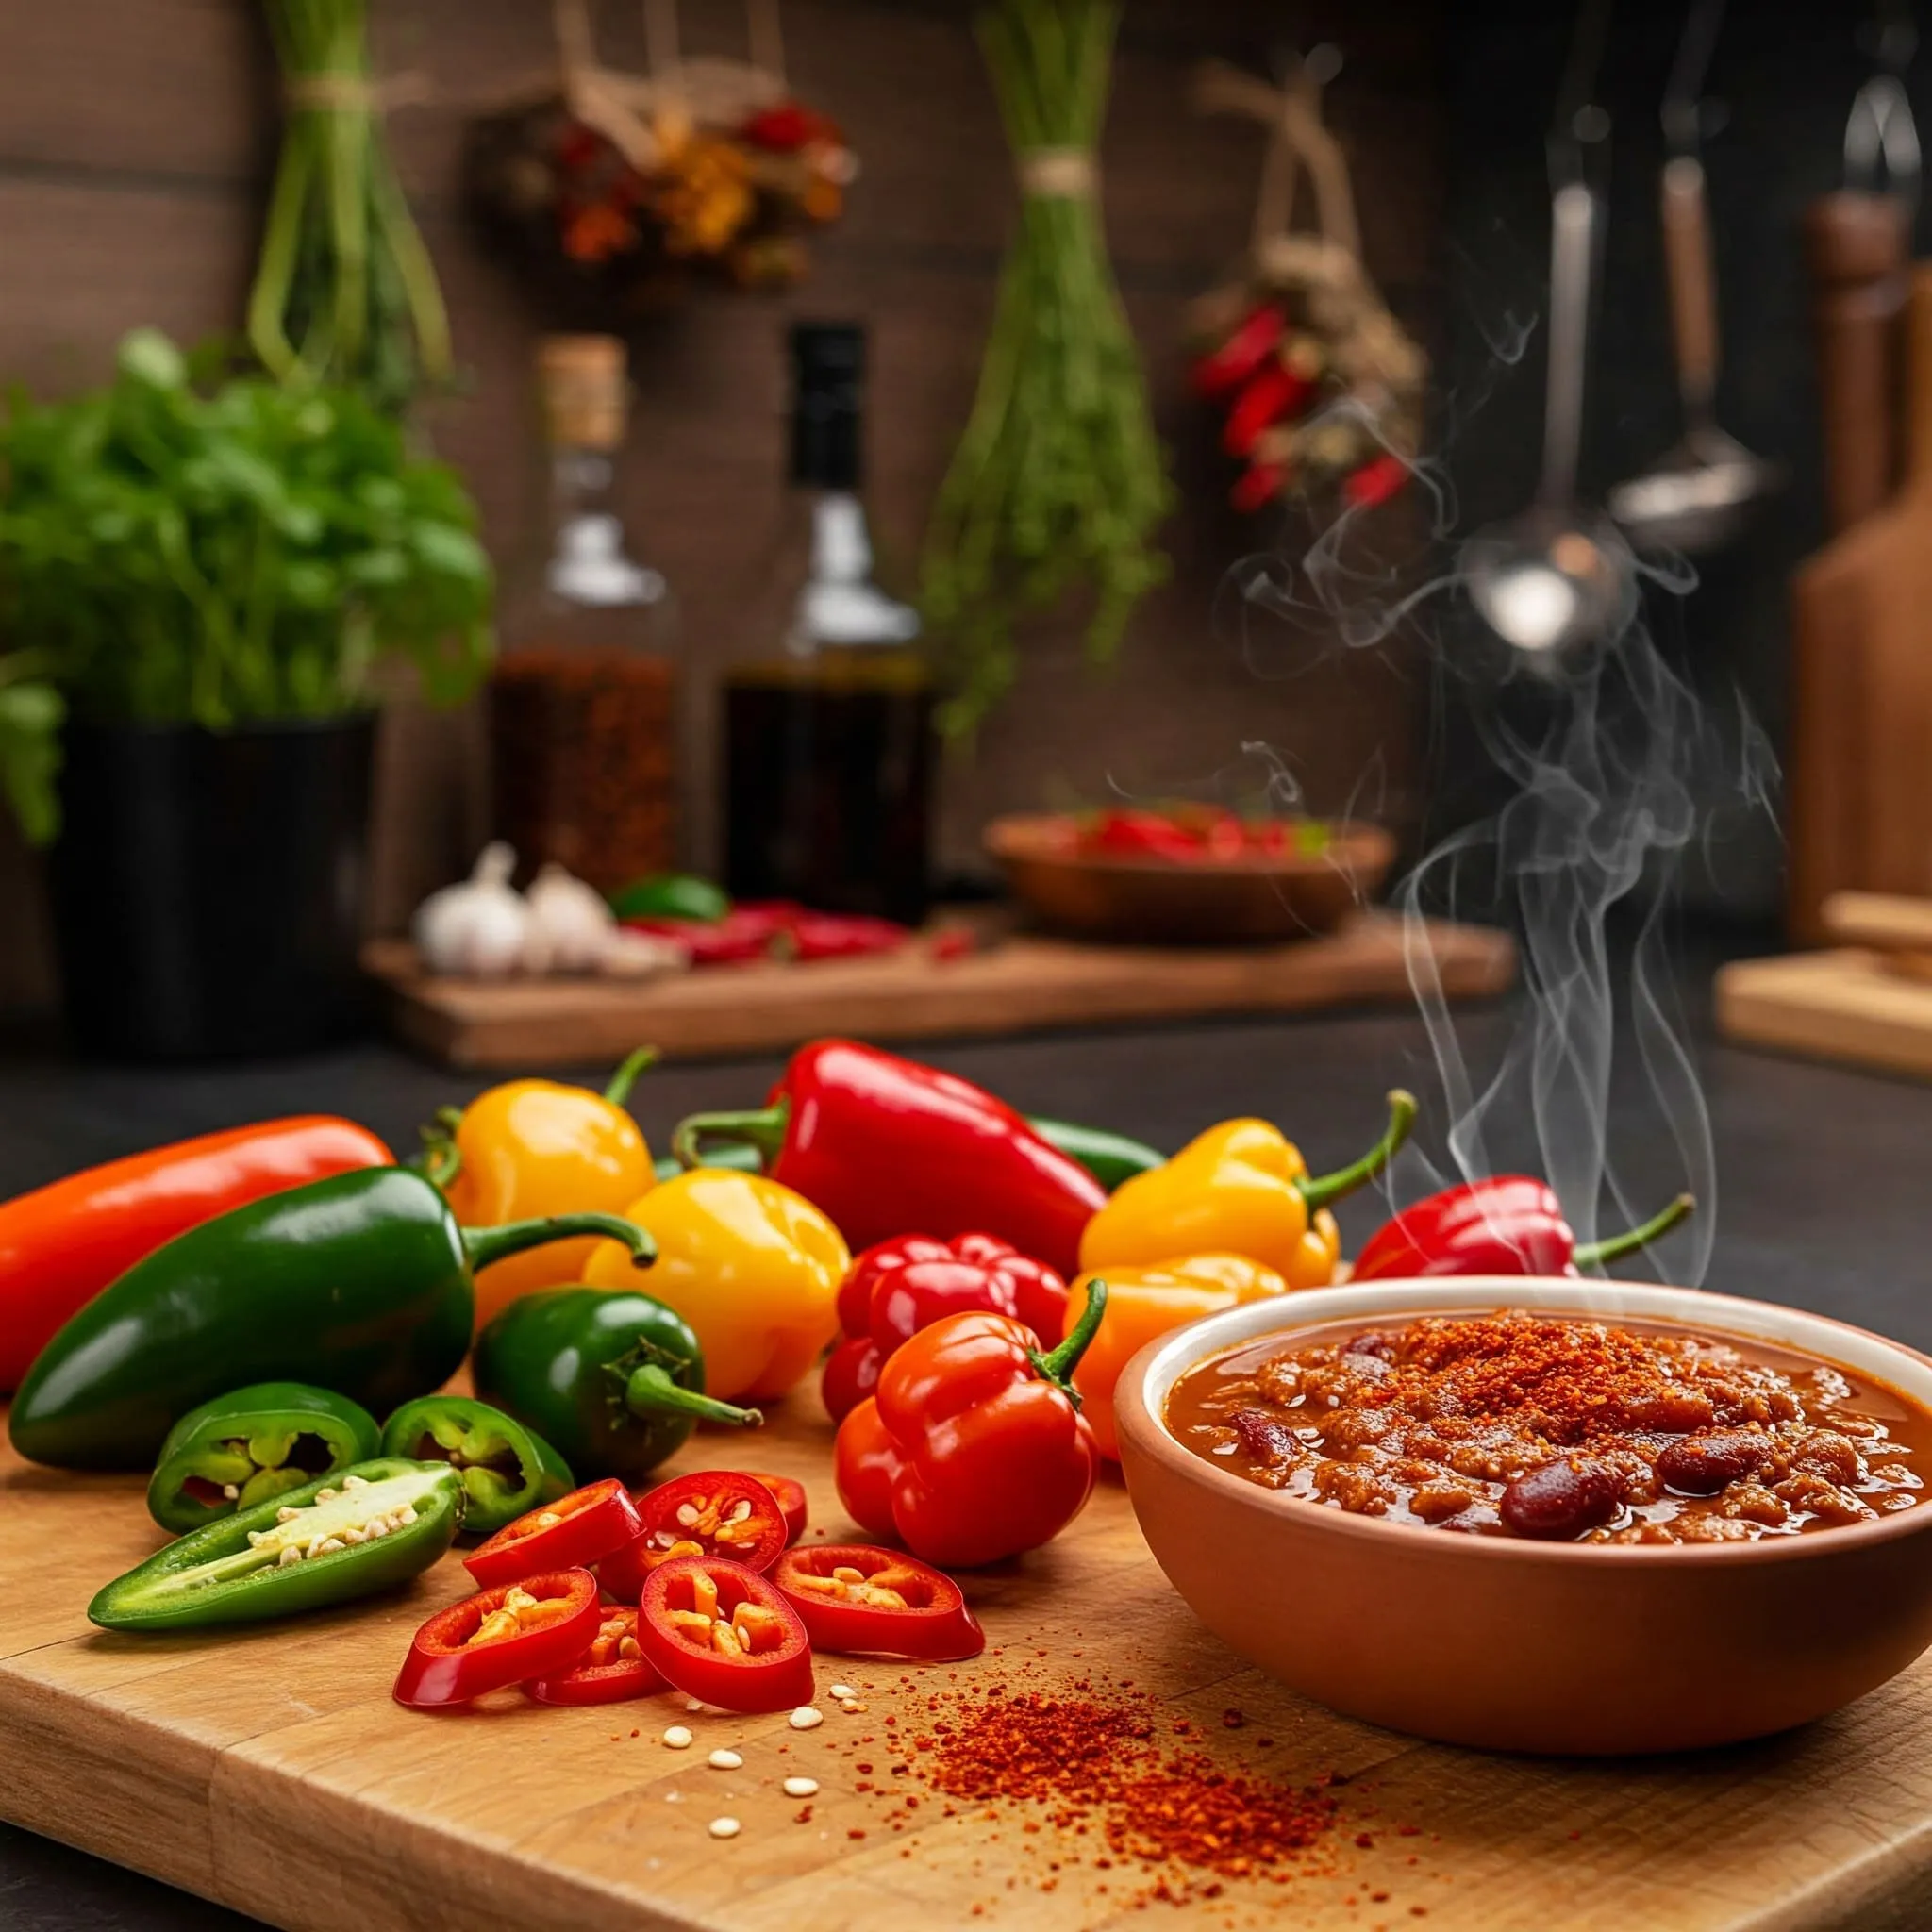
[
  {"x1": 921, "y1": 0, "x2": 1173, "y2": 734},
  {"x1": 248, "y1": 0, "x2": 452, "y2": 410}
]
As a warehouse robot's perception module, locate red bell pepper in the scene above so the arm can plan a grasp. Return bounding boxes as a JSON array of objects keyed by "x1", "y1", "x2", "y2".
[
  {"x1": 773, "y1": 1543, "x2": 985, "y2": 1661},
  {"x1": 1191, "y1": 304, "x2": 1287, "y2": 398},
  {"x1": 832, "y1": 1286, "x2": 1107, "y2": 1568},
  {"x1": 636, "y1": 1555, "x2": 815, "y2": 1713},
  {"x1": 670, "y1": 1041, "x2": 1108, "y2": 1278},
  {"x1": 525, "y1": 1606, "x2": 666, "y2": 1706},
  {"x1": 464, "y1": 1479, "x2": 643, "y2": 1590},
  {"x1": 822, "y1": 1233, "x2": 1069, "y2": 1424},
  {"x1": 599, "y1": 1471, "x2": 788, "y2": 1600},
  {"x1": 742, "y1": 1471, "x2": 808, "y2": 1545},
  {"x1": 1352, "y1": 1179, "x2": 1696, "y2": 1282},
  {"x1": 0, "y1": 1116, "x2": 391, "y2": 1392},
  {"x1": 393, "y1": 1568, "x2": 600, "y2": 1710}
]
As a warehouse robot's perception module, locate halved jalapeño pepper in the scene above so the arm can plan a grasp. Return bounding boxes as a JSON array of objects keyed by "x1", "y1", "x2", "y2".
[
  {"x1": 380, "y1": 1395, "x2": 573, "y2": 1537},
  {"x1": 90, "y1": 1458, "x2": 463, "y2": 1632},
  {"x1": 146, "y1": 1382, "x2": 382, "y2": 1533}
]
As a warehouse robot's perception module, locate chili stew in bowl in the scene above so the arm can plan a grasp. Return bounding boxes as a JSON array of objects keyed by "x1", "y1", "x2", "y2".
[
  {"x1": 1166, "y1": 1310, "x2": 1932, "y2": 1544},
  {"x1": 1114, "y1": 1278, "x2": 1932, "y2": 1753}
]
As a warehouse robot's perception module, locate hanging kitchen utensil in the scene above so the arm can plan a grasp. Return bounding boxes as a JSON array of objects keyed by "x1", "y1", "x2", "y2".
[
  {"x1": 1461, "y1": 0, "x2": 1634, "y2": 665},
  {"x1": 1608, "y1": 0, "x2": 1780, "y2": 553}
]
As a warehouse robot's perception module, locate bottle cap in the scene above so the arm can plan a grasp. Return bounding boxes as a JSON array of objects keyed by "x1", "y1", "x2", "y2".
[{"x1": 790, "y1": 322, "x2": 864, "y2": 489}]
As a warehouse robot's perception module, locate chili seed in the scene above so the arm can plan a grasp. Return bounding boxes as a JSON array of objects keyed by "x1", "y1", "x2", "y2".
[
  {"x1": 708, "y1": 1817, "x2": 741, "y2": 1840},
  {"x1": 783, "y1": 1776, "x2": 819, "y2": 1797},
  {"x1": 662, "y1": 1726, "x2": 693, "y2": 1749},
  {"x1": 830, "y1": 1683, "x2": 858, "y2": 1700},
  {"x1": 708, "y1": 1749, "x2": 743, "y2": 1770},
  {"x1": 790, "y1": 1707, "x2": 824, "y2": 1730}
]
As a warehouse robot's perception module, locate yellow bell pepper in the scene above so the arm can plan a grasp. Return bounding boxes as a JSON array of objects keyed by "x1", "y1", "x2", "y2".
[
  {"x1": 1076, "y1": 1091, "x2": 1414, "y2": 1281},
  {"x1": 439, "y1": 1048, "x2": 658, "y2": 1331},
  {"x1": 582, "y1": 1169, "x2": 849, "y2": 1403},
  {"x1": 1063, "y1": 1256, "x2": 1291, "y2": 1459}
]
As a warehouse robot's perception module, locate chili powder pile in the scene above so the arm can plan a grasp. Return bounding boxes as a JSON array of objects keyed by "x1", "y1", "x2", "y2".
[{"x1": 916, "y1": 1685, "x2": 1340, "y2": 1884}]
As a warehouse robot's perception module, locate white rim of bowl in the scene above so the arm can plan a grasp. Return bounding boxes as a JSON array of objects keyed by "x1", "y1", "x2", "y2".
[{"x1": 1122, "y1": 1276, "x2": 1932, "y2": 1565}]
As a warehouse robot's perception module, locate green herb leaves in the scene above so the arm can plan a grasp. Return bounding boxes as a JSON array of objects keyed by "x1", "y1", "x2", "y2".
[{"x1": 0, "y1": 332, "x2": 493, "y2": 843}]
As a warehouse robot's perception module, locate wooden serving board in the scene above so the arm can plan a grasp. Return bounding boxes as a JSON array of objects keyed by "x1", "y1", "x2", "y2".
[
  {"x1": 1715, "y1": 949, "x2": 1932, "y2": 1081},
  {"x1": 360, "y1": 916, "x2": 1517, "y2": 1069},
  {"x1": 8, "y1": 1400, "x2": 1932, "y2": 1932}
]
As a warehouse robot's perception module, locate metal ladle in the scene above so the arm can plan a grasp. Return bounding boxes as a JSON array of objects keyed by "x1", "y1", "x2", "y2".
[
  {"x1": 1608, "y1": 0, "x2": 1779, "y2": 551},
  {"x1": 1462, "y1": 175, "x2": 1636, "y2": 662}
]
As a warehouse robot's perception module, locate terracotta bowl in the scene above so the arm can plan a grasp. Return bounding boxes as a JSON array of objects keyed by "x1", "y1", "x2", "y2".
[
  {"x1": 983, "y1": 813, "x2": 1396, "y2": 945},
  {"x1": 1115, "y1": 1277, "x2": 1932, "y2": 1755}
]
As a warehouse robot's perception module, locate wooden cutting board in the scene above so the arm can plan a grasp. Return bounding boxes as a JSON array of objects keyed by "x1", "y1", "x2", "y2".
[
  {"x1": 8, "y1": 1399, "x2": 1932, "y2": 1931},
  {"x1": 360, "y1": 915, "x2": 1517, "y2": 1070},
  {"x1": 1716, "y1": 949, "x2": 1932, "y2": 1080}
]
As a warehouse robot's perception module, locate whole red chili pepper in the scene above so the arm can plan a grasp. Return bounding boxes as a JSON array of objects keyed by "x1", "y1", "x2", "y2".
[
  {"x1": 1223, "y1": 360, "x2": 1310, "y2": 459},
  {"x1": 832, "y1": 1286, "x2": 1107, "y2": 1567},
  {"x1": 1085, "y1": 808, "x2": 1202, "y2": 861},
  {"x1": 670, "y1": 1042, "x2": 1107, "y2": 1278},
  {"x1": 621, "y1": 903, "x2": 795, "y2": 966},
  {"x1": 1343, "y1": 451, "x2": 1410, "y2": 509},
  {"x1": 1351, "y1": 1178, "x2": 1696, "y2": 1282},
  {"x1": 783, "y1": 910, "x2": 909, "y2": 962},
  {"x1": 822, "y1": 1233, "x2": 1069, "y2": 1423},
  {"x1": 1191, "y1": 304, "x2": 1287, "y2": 398},
  {"x1": 1230, "y1": 458, "x2": 1287, "y2": 514},
  {"x1": 0, "y1": 1116, "x2": 391, "y2": 1392}
]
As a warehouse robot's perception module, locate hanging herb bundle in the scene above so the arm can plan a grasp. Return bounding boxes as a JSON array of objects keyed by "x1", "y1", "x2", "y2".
[
  {"x1": 921, "y1": 0, "x2": 1173, "y2": 735},
  {"x1": 248, "y1": 0, "x2": 452, "y2": 411}
]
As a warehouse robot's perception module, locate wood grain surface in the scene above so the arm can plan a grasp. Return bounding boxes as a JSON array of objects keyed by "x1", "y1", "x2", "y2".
[
  {"x1": 359, "y1": 915, "x2": 1517, "y2": 1068},
  {"x1": 1716, "y1": 948, "x2": 1932, "y2": 1081},
  {"x1": 7, "y1": 1393, "x2": 1932, "y2": 1932}
]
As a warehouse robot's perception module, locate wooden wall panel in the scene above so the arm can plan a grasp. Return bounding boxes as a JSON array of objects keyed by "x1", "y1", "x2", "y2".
[{"x1": 0, "y1": 0, "x2": 1443, "y2": 1011}]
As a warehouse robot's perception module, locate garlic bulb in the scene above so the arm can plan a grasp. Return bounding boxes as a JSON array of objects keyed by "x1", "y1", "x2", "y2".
[
  {"x1": 524, "y1": 862, "x2": 616, "y2": 974},
  {"x1": 412, "y1": 843, "x2": 528, "y2": 977}
]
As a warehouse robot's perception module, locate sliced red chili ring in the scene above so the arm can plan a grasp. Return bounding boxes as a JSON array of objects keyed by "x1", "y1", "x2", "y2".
[
  {"x1": 463, "y1": 1478, "x2": 643, "y2": 1590},
  {"x1": 772, "y1": 1543, "x2": 985, "y2": 1661},
  {"x1": 636, "y1": 1555, "x2": 814, "y2": 1713},
  {"x1": 525, "y1": 1606, "x2": 666, "y2": 1707},
  {"x1": 608, "y1": 1471, "x2": 789, "y2": 1599},
  {"x1": 393, "y1": 1567, "x2": 600, "y2": 1710},
  {"x1": 743, "y1": 1471, "x2": 808, "y2": 1545}
]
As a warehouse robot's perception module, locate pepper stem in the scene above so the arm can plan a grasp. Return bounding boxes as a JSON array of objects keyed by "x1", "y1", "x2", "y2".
[
  {"x1": 1296, "y1": 1090, "x2": 1418, "y2": 1211},
  {"x1": 604, "y1": 1045, "x2": 659, "y2": 1108},
  {"x1": 1573, "y1": 1192, "x2": 1696, "y2": 1271},
  {"x1": 461, "y1": 1212, "x2": 657, "y2": 1274},
  {"x1": 671, "y1": 1100, "x2": 791, "y2": 1172},
  {"x1": 624, "y1": 1363, "x2": 763, "y2": 1430},
  {"x1": 1028, "y1": 1280, "x2": 1108, "y2": 1407}
]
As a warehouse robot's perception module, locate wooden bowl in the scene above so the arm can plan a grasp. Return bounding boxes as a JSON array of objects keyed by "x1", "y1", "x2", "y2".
[
  {"x1": 1117, "y1": 1278, "x2": 1932, "y2": 1755},
  {"x1": 983, "y1": 813, "x2": 1396, "y2": 946}
]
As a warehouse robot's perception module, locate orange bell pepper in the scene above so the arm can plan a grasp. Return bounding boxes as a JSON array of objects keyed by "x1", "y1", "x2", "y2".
[{"x1": 1061, "y1": 1254, "x2": 1308, "y2": 1460}]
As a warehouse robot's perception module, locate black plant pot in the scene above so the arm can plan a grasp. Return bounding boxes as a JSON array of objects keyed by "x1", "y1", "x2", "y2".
[{"x1": 48, "y1": 715, "x2": 376, "y2": 1059}]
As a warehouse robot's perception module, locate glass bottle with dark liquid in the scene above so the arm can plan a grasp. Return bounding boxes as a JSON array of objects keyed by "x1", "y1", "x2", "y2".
[{"x1": 723, "y1": 323, "x2": 933, "y2": 924}]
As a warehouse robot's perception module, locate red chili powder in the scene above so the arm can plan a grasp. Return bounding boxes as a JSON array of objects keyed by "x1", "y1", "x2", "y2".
[{"x1": 919, "y1": 1688, "x2": 1339, "y2": 1881}]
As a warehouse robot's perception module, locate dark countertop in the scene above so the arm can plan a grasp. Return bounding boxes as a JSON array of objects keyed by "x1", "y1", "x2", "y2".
[{"x1": 7, "y1": 988, "x2": 1932, "y2": 1926}]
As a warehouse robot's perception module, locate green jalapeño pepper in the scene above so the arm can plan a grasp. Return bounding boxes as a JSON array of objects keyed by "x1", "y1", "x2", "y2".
[
  {"x1": 147, "y1": 1383, "x2": 382, "y2": 1534},
  {"x1": 474, "y1": 1287, "x2": 761, "y2": 1486},
  {"x1": 90, "y1": 1458, "x2": 464, "y2": 1632},
  {"x1": 379, "y1": 1395, "x2": 574, "y2": 1537},
  {"x1": 10, "y1": 1167, "x2": 657, "y2": 1473}
]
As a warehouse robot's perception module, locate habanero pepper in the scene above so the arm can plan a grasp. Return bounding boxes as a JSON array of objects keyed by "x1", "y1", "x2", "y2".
[
  {"x1": 424, "y1": 1047, "x2": 658, "y2": 1331},
  {"x1": 773, "y1": 1543, "x2": 985, "y2": 1662},
  {"x1": 1352, "y1": 1179, "x2": 1696, "y2": 1281},
  {"x1": 635, "y1": 1555, "x2": 815, "y2": 1714},
  {"x1": 10, "y1": 1169, "x2": 656, "y2": 1473},
  {"x1": 379, "y1": 1395, "x2": 574, "y2": 1538},
  {"x1": 91, "y1": 1460, "x2": 464, "y2": 1632},
  {"x1": 1077, "y1": 1091, "x2": 1416, "y2": 1283},
  {"x1": 822, "y1": 1233, "x2": 1069, "y2": 1424},
  {"x1": 394, "y1": 1568, "x2": 602, "y2": 1710},
  {"x1": 0, "y1": 1114, "x2": 391, "y2": 1392},
  {"x1": 473, "y1": 1287, "x2": 760, "y2": 1487},
  {"x1": 671, "y1": 1041, "x2": 1108, "y2": 1279},
  {"x1": 580, "y1": 1169, "x2": 848, "y2": 1403},
  {"x1": 147, "y1": 1382, "x2": 382, "y2": 1534},
  {"x1": 833, "y1": 1286, "x2": 1108, "y2": 1569}
]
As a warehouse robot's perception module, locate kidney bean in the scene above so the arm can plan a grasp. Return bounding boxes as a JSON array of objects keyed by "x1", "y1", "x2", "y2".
[
  {"x1": 1499, "y1": 1457, "x2": 1624, "y2": 1540},
  {"x1": 1230, "y1": 1409, "x2": 1300, "y2": 1467},
  {"x1": 1655, "y1": 1428, "x2": 1770, "y2": 1496}
]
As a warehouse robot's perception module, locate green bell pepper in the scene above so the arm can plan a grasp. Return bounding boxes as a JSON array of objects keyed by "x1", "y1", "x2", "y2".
[
  {"x1": 10, "y1": 1166, "x2": 656, "y2": 1473},
  {"x1": 146, "y1": 1382, "x2": 381, "y2": 1534},
  {"x1": 608, "y1": 873, "x2": 731, "y2": 923},
  {"x1": 379, "y1": 1394, "x2": 573, "y2": 1536},
  {"x1": 474, "y1": 1287, "x2": 759, "y2": 1486},
  {"x1": 90, "y1": 1458, "x2": 464, "y2": 1632}
]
